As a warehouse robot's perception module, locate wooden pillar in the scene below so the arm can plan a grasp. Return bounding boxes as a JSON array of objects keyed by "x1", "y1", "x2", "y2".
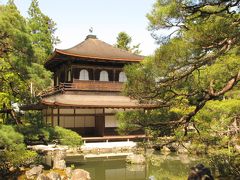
[
  {"x1": 57, "y1": 108, "x2": 60, "y2": 126},
  {"x1": 103, "y1": 108, "x2": 105, "y2": 136},
  {"x1": 93, "y1": 67, "x2": 96, "y2": 81},
  {"x1": 74, "y1": 108, "x2": 76, "y2": 128},
  {"x1": 113, "y1": 69, "x2": 116, "y2": 82},
  {"x1": 64, "y1": 65, "x2": 67, "y2": 82},
  {"x1": 51, "y1": 108, "x2": 54, "y2": 126}
]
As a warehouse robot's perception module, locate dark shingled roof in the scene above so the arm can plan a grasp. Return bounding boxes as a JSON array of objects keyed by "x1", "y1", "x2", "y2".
[
  {"x1": 46, "y1": 35, "x2": 144, "y2": 68},
  {"x1": 56, "y1": 35, "x2": 144, "y2": 61}
]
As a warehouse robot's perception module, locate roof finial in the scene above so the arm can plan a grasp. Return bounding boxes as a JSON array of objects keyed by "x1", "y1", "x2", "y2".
[{"x1": 89, "y1": 27, "x2": 93, "y2": 34}]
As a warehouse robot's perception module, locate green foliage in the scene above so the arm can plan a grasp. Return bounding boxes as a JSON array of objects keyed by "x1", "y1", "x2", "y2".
[
  {"x1": 27, "y1": 0, "x2": 60, "y2": 64},
  {"x1": 117, "y1": 109, "x2": 181, "y2": 137},
  {"x1": 209, "y1": 151, "x2": 240, "y2": 177},
  {"x1": 0, "y1": 0, "x2": 56, "y2": 121},
  {"x1": 0, "y1": 125, "x2": 38, "y2": 173},
  {"x1": 53, "y1": 126, "x2": 83, "y2": 147},
  {"x1": 16, "y1": 124, "x2": 83, "y2": 147},
  {"x1": 115, "y1": 31, "x2": 141, "y2": 54},
  {"x1": 122, "y1": 1, "x2": 240, "y2": 177}
]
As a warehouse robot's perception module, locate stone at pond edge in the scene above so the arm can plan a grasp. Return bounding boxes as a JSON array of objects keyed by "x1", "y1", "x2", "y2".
[
  {"x1": 161, "y1": 146, "x2": 171, "y2": 154},
  {"x1": 37, "y1": 174, "x2": 50, "y2": 180},
  {"x1": 25, "y1": 165, "x2": 44, "y2": 179},
  {"x1": 46, "y1": 171, "x2": 61, "y2": 180},
  {"x1": 71, "y1": 169, "x2": 91, "y2": 180},
  {"x1": 126, "y1": 154, "x2": 145, "y2": 164},
  {"x1": 53, "y1": 159, "x2": 66, "y2": 170},
  {"x1": 53, "y1": 150, "x2": 67, "y2": 170},
  {"x1": 65, "y1": 167, "x2": 73, "y2": 178}
]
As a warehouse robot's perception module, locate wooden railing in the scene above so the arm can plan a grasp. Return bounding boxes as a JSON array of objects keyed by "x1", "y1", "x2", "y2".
[
  {"x1": 72, "y1": 79, "x2": 123, "y2": 91},
  {"x1": 40, "y1": 80, "x2": 123, "y2": 97}
]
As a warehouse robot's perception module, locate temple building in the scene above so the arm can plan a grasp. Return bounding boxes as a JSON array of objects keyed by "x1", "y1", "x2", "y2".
[{"x1": 34, "y1": 35, "x2": 156, "y2": 137}]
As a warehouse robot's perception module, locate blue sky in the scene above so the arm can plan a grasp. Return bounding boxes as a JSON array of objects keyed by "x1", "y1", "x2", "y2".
[{"x1": 1, "y1": 0, "x2": 158, "y2": 55}]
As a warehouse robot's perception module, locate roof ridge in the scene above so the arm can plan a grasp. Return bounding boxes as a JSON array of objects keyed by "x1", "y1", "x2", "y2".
[{"x1": 95, "y1": 38, "x2": 144, "y2": 58}]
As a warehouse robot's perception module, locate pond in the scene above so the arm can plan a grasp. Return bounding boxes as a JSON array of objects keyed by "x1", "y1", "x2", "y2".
[{"x1": 65, "y1": 153, "x2": 200, "y2": 180}]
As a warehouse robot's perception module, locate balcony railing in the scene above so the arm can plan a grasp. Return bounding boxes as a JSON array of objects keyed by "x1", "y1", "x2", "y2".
[
  {"x1": 40, "y1": 80, "x2": 124, "y2": 97},
  {"x1": 72, "y1": 79, "x2": 123, "y2": 91}
]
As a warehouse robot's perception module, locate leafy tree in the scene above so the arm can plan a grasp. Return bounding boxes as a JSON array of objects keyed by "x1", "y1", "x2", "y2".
[
  {"x1": 121, "y1": 0, "x2": 240, "y2": 136},
  {"x1": 0, "y1": 0, "x2": 54, "y2": 122},
  {"x1": 0, "y1": 1, "x2": 33, "y2": 116},
  {"x1": 119, "y1": 2, "x2": 240, "y2": 176},
  {"x1": 27, "y1": 0, "x2": 59, "y2": 64},
  {"x1": 115, "y1": 31, "x2": 141, "y2": 54}
]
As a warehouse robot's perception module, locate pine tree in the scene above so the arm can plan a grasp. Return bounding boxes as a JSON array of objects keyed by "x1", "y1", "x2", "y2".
[{"x1": 27, "y1": 0, "x2": 59, "y2": 64}]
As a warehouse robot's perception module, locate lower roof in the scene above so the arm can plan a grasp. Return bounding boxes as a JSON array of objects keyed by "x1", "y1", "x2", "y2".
[{"x1": 41, "y1": 94, "x2": 157, "y2": 109}]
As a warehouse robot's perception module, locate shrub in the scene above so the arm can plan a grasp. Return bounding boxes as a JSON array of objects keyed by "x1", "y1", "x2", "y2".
[
  {"x1": 0, "y1": 125, "x2": 38, "y2": 174},
  {"x1": 209, "y1": 150, "x2": 240, "y2": 177},
  {"x1": 53, "y1": 126, "x2": 83, "y2": 147},
  {"x1": 16, "y1": 124, "x2": 55, "y2": 142},
  {"x1": 16, "y1": 124, "x2": 83, "y2": 146}
]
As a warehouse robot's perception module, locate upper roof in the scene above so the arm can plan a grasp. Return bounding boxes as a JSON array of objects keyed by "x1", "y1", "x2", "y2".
[{"x1": 45, "y1": 35, "x2": 144, "y2": 69}]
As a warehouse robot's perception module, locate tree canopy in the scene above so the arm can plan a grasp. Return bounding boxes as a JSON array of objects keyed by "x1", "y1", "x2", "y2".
[
  {"x1": 115, "y1": 31, "x2": 141, "y2": 54},
  {"x1": 0, "y1": 0, "x2": 57, "y2": 122},
  {"x1": 121, "y1": 0, "x2": 240, "y2": 137}
]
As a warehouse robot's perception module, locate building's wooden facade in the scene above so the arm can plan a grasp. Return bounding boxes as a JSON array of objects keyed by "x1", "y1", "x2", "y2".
[{"x1": 38, "y1": 35, "x2": 155, "y2": 137}]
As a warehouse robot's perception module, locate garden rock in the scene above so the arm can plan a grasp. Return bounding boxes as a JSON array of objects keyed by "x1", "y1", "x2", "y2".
[
  {"x1": 71, "y1": 169, "x2": 91, "y2": 180},
  {"x1": 46, "y1": 171, "x2": 61, "y2": 180},
  {"x1": 53, "y1": 159, "x2": 66, "y2": 170},
  {"x1": 126, "y1": 154, "x2": 145, "y2": 164},
  {"x1": 161, "y1": 146, "x2": 171, "y2": 154},
  {"x1": 65, "y1": 167, "x2": 73, "y2": 178},
  {"x1": 26, "y1": 165, "x2": 44, "y2": 179},
  {"x1": 37, "y1": 174, "x2": 50, "y2": 180}
]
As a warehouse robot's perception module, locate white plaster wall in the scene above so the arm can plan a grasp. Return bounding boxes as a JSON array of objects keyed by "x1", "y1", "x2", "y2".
[
  {"x1": 95, "y1": 108, "x2": 103, "y2": 114},
  {"x1": 84, "y1": 116, "x2": 95, "y2": 127},
  {"x1": 59, "y1": 109, "x2": 74, "y2": 114},
  {"x1": 46, "y1": 108, "x2": 52, "y2": 115},
  {"x1": 53, "y1": 109, "x2": 58, "y2": 114},
  {"x1": 62, "y1": 116, "x2": 75, "y2": 128},
  {"x1": 53, "y1": 117, "x2": 58, "y2": 126},
  {"x1": 105, "y1": 108, "x2": 125, "y2": 113},
  {"x1": 58, "y1": 116, "x2": 95, "y2": 128},
  {"x1": 46, "y1": 115, "x2": 51, "y2": 125},
  {"x1": 75, "y1": 116, "x2": 84, "y2": 127},
  {"x1": 75, "y1": 109, "x2": 95, "y2": 114},
  {"x1": 105, "y1": 115, "x2": 118, "y2": 127}
]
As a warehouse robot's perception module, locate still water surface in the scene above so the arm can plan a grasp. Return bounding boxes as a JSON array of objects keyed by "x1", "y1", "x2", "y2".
[{"x1": 65, "y1": 153, "x2": 199, "y2": 180}]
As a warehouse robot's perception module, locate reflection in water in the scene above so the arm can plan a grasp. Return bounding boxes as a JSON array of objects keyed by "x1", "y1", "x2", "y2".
[{"x1": 65, "y1": 153, "x2": 199, "y2": 180}]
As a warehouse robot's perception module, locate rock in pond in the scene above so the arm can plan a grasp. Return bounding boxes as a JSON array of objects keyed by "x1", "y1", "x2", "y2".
[
  {"x1": 126, "y1": 154, "x2": 145, "y2": 164},
  {"x1": 161, "y1": 146, "x2": 171, "y2": 154},
  {"x1": 53, "y1": 159, "x2": 66, "y2": 170},
  {"x1": 65, "y1": 167, "x2": 73, "y2": 178},
  {"x1": 46, "y1": 171, "x2": 61, "y2": 180},
  {"x1": 37, "y1": 174, "x2": 50, "y2": 180},
  {"x1": 53, "y1": 150, "x2": 67, "y2": 170},
  {"x1": 71, "y1": 169, "x2": 91, "y2": 180},
  {"x1": 26, "y1": 165, "x2": 44, "y2": 179}
]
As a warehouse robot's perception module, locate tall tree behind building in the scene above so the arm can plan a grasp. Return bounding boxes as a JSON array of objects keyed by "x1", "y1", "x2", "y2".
[
  {"x1": 0, "y1": 0, "x2": 57, "y2": 118},
  {"x1": 115, "y1": 32, "x2": 141, "y2": 54},
  {"x1": 27, "y1": 0, "x2": 60, "y2": 64}
]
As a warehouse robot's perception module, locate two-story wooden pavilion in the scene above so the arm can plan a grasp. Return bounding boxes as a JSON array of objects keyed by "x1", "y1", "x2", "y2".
[{"x1": 31, "y1": 35, "x2": 156, "y2": 137}]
